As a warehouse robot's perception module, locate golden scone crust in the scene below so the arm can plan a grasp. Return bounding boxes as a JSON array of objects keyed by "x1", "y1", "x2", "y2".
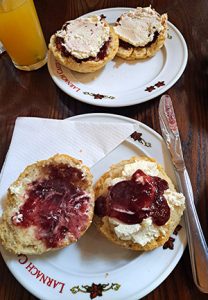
[
  {"x1": 116, "y1": 14, "x2": 167, "y2": 60},
  {"x1": 0, "y1": 154, "x2": 94, "y2": 255},
  {"x1": 93, "y1": 156, "x2": 184, "y2": 251},
  {"x1": 49, "y1": 25, "x2": 119, "y2": 73}
]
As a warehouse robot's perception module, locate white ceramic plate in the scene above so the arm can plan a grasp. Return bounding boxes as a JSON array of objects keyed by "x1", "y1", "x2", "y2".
[
  {"x1": 47, "y1": 7, "x2": 188, "y2": 107},
  {"x1": 0, "y1": 113, "x2": 186, "y2": 300}
]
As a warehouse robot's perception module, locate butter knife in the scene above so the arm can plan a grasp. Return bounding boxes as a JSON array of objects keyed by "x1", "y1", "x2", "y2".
[{"x1": 159, "y1": 94, "x2": 208, "y2": 293}]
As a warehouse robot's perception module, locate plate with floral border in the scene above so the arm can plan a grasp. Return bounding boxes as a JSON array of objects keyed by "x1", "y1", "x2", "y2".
[
  {"x1": 47, "y1": 7, "x2": 188, "y2": 107},
  {"x1": 0, "y1": 113, "x2": 186, "y2": 300}
]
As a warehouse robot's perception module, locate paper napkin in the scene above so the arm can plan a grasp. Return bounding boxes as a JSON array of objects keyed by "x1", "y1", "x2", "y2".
[{"x1": 0, "y1": 117, "x2": 137, "y2": 202}]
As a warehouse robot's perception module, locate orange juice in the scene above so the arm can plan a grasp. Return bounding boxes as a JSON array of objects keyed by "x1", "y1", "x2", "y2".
[{"x1": 0, "y1": 0, "x2": 47, "y2": 70}]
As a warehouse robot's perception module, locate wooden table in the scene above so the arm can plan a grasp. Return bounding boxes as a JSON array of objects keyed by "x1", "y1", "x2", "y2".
[{"x1": 0, "y1": 0, "x2": 208, "y2": 299}]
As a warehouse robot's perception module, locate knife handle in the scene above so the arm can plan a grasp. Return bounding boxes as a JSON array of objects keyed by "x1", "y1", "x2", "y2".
[{"x1": 176, "y1": 169, "x2": 208, "y2": 293}]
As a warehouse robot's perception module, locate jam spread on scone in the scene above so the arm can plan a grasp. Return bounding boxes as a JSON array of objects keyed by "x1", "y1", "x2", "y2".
[
  {"x1": 95, "y1": 169, "x2": 170, "y2": 226},
  {"x1": 11, "y1": 164, "x2": 91, "y2": 248},
  {"x1": 114, "y1": 7, "x2": 164, "y2": 49},
  {"x1": 55, "y1": 15, "x2": 111, "y2": 62}
]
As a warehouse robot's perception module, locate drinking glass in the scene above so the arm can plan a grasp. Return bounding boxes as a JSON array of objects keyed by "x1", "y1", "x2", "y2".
[
  {"x1": 0, "y1": 0, "x2": 47, "y2": 71},
  {"x1": 0, "y1": 41, "x2": 5, "y2": 54}
]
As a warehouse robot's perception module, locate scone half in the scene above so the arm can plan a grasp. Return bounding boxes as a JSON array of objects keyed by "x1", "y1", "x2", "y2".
[
  {"x1": 0, "y1": 154, "x2": 94, "y2": 255},
  {"x1": 94, "y1": 156, "x2": 185, "y2": 251},
  {"x1": 49, "y1": 15, "x2": 119, "y2": 73},
  {"x1": 114, "y1": 7, "x2": 167, "y2": 60}
]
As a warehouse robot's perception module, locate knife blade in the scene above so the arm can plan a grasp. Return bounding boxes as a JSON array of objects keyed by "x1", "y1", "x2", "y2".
[{"x1": 159, "y1": 94, "x2": 208, "y2": 293}]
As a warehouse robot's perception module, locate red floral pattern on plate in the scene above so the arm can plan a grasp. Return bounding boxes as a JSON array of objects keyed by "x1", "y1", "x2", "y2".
[
  {"x1": 70, "y1": 282, "x2": 121, "y2": 299},
  {"x1": 145, "y1": 81, "x2": 165, "y2": 92}
]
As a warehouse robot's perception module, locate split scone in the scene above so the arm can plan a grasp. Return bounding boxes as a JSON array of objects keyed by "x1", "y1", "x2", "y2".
[
  {"x1": 49, "y1": 15, "x2": 119, "y2": 73},
  {"x1": 94, "y1": 156, "x2": 185, "y2": 251},
  {"x1": 114, "y1": 7, "x2": 167, "y2": 60},
  {"x1": 0, "y1": 154, "x2": 94, "y2": 255}
]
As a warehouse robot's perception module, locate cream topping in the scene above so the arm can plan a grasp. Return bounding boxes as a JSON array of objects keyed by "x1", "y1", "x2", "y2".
[
  {"x1": 107, "y1": 160, "x2": 185, "y2": 246},
  {"x1": 109, "y1": 188, "x2": 185, "y2": 246},
  {"x1": 110, "y1": 217, "x2": 167, "y2": 246},
  {"x1": 56, "y1": 15, "x2": 110, "y2": 59},
  {"x1": 122, "y1": 160, "x2": 160, "y2": 177},
  {"x1": 114, "y1": 6, "x2": 164, "y2": 47}
]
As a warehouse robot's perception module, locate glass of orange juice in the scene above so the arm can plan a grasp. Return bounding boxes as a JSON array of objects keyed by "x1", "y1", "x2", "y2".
[{"x1": 0, "y1": 0, "x2": 47, "y2": 71}]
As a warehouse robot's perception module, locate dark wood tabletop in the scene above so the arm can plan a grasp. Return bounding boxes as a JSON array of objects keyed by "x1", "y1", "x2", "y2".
[{"x1": 0, "y1": 0, "x2": 208, "y2": 299}]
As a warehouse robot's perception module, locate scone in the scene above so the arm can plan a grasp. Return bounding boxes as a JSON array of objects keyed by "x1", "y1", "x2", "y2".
[
  {"x1": 0, "y1": 154, "x2": 94, "y2": 255},
  {"x1": 94, "y1": 156, "x2": 185, "y2": 251},
  {"x1": 49, "y1": 15, "x2": 119, "y2": 73},
  {"x1": 114, "y1": 7, "x2": 167, "y2": 60}
]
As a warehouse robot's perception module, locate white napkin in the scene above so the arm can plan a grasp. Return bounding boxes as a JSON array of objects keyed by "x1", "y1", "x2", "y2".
[{"x1": 0, "y1": 117, "x2": 137, "y2": 203}]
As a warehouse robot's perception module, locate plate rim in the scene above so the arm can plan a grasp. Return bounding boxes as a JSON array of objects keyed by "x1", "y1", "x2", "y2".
[
  {"x1": 47, "y1": 7, "x2": 188, "y2": 107},
  {"x1": 0, "y1": 112, "x2": 187, "y2": 300}
]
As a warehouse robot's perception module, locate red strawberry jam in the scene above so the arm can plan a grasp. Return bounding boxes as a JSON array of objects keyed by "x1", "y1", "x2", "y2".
[
  {"x1": 11, "y1": 164, "x2": 91, "y2": 248},
  {"x1": 95, "y1": 169, "x2": 170, "y2": 226}
]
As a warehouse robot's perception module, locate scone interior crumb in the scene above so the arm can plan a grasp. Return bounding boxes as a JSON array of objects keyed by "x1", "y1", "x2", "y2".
[
  {"x1": 48, "y1": 15, "x2": 119, "y2": 73},
  {"x1": 114, "y1": 7, "x2": 168, "y2": 60},
  {"x1": 0, "y1": 154, "x2": 94, "y2": 255},
  {"x1": 94, "y1": 156, "x2": 185, "y2": 251}
]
